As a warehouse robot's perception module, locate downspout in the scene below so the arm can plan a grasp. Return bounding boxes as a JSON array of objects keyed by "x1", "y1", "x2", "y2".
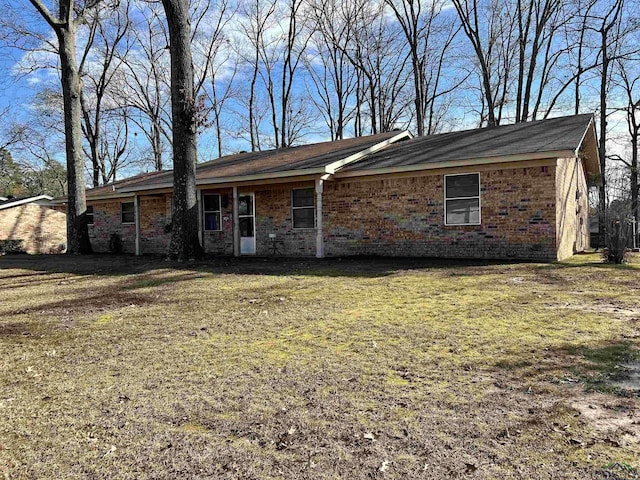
[
  {"x1": 134, "y1": 194, "x2": 141, "y2": 256},
  {"x1": 315, "y1": 178, "x2": 324, "y2": 258},
  {"x1": 233, "y1": 186, "x2": 240, "y2": 257}
]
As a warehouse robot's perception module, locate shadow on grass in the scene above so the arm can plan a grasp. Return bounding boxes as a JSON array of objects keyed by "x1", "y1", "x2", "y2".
[
  {"x1": 494, "y1": 339, "x2": 640, "y2": 397},
  {"x1": 0, "y1": 253, "x2": 530, "y2": 279}
]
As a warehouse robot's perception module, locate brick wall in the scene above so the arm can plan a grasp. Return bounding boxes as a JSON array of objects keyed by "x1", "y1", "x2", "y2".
[
  {"x1": 254, "y1": 181, "x2": 316, "y2": 256},
  {"x1": 139, "y1": 195, "x2": 172, "y2": 254},
  {"x1": 556, "y1": 157, "x2": 590, "y2": 260},
  {"x1": 0, "y1": 203, "x2": 66, "y2": 254},
  {"x1": 201, "y1": 188, "x2": 234, "y2": 255},
  {"x1": 89, "y1": 199, "x2": 136, "y2": 253},
  {"x1": 324, "y1": 162, "x2": 559, "y2": 260}
]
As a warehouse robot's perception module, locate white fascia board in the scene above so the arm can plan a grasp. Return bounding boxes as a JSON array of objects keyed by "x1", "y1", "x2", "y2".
[
  {"x1": 334, "y1": 150, "x2": 574, "y2": 179},
  {"x1": 324, "y1": 131, "x2": 412, "y2": 174},
  {"x1": 0, "y1": 195, "x2": 54, "y2": 210}
]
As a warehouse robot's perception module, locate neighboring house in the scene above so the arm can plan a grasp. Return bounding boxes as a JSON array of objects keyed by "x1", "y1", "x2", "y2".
[
  {"x1": 55, "y1": 114, "x2": 600, "y2": 261},
  {"x1": 0, "y1": 195, "x2": 67, "y2": 254}
]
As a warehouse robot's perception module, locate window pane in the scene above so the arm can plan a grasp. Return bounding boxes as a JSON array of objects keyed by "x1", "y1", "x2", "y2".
[
  {"x1": 86, "y1": 206, "x2": 94, "y2": 225},
  {"x1": 292, "y1": 188, "x2": 314, "y2": 208},
  {"x1": 239, "y1": 195, "x2": 253, "y2": 216},
  {"x1": 239, "y1": 217, "x2": 254, "y2": 237},
  {"x1": 204, "y1": 212, "x2": 221, "y2": 231},
  {"x1": 121, "y1": 202, "x2": 134, "y2": 223},
  {"x1": 204, "y1": 194, "x2": 220, "y2": 212},
  {"x1": 446, "y1": 198, "x2": 480, "y2": 225},
  {"x1": 446, "y1": 174, "x2": 479, "y2": 198},
  {"x1": 293, "y1": 208, "x2": 315, "y2": 228}
]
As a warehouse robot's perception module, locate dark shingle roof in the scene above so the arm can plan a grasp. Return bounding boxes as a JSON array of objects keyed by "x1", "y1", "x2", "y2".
[
  {"x1": 115, "y1": 132, "x2": 401, "y2": 192},
  {"x1": 342, "y1": 114, "x2": 594, "y2": 172}
]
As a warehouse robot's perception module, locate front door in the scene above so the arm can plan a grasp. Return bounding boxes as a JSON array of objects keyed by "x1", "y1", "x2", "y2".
[{"x1": 239, "y1": 193, "x2": 256, "y2": 255}]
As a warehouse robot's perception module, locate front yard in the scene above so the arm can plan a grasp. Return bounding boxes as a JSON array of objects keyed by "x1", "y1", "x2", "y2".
[{"x1": 0, "y1": 253, "x2": 639, "y2": 479}]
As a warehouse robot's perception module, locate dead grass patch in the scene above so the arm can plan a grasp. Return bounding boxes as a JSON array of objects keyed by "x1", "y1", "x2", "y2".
[{"x1": 0, "y1": 253, "x2": 639, "y2": 479}]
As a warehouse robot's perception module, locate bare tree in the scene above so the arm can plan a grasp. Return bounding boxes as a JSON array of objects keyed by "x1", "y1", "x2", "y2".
[
  {"x1": 26, "y1": 0, "x2": 91, "y2": 253},
  {"x1": 160, "y1": 0, "x2": 204, "y2": 259},
  {"x1": 79, "y1": 1, "x2": 131, "y2": 186},
  {"x1": 119, "y1": 1, "x2": 172, "y2": 171}
]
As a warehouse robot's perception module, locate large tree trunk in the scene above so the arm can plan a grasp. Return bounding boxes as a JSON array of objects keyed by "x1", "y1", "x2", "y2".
[
  {"x1": 162, "y1": 0, "x2": 204, "y2": 260},
  {"x1": 56, "y1": 24, "x2": 92, "y2": 254}
]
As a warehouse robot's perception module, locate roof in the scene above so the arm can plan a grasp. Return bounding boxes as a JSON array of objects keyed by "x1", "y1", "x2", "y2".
[
  {"x1": 340, "y1": 114, "x2": 597, "y2": 174},
  {"x1": 68, "y1": 113, "x2": 598, "y2": 202},
  {"x1": 0, "y1": 195, "x2": 55, "y2": 210},
  {"x1": 114, "y1": 131, "x2": 407, "y2": 193}
]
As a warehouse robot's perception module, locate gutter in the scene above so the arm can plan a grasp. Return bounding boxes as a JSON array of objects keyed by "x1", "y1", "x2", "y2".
[{"x1": 0, "y1": 195, "x2": 55, "y2": 210}]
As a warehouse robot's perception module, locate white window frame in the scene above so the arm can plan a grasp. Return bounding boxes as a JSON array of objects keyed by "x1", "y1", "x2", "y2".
[
  {"x1": 121, "y1": 201, "x2": 135, "y2": 225},
  {"x1": 291, "y1": 187, "x2": 315, "y2": 230},
  {"x1": 444, "y1": 172, "x2": 481, "y2": 226},
  {"x1": 203, "y1": 193, "x2": 222, "y2": 231}
]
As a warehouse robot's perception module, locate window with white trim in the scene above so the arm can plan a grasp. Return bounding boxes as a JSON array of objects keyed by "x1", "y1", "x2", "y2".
[
  {"x1": 121, "y1": 202, "x2": 135, "y2": 224},
  {"x1": 203, "y1": 194, "x2": 222, "y2": 231},
  {"x1": 291, "y1": 188, "x2": 315, "y2": 229},
  {"x1": 444, "y1": 173, "x2": 480, "y2": 225}
]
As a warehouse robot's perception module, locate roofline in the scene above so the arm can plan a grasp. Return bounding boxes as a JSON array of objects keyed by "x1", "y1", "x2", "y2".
[
  {"x1": 324, "y1": 130, "x2": 412, "y2": 174},
  {"x1": 0, "y1": 195, "x2": 55, "y2": 210},
  {"x1": 334, "y1": 150, "x2": 575, "y2": 178},
  {"x1": 117, "y1": 131, "x2": 412, "y2": 193}
]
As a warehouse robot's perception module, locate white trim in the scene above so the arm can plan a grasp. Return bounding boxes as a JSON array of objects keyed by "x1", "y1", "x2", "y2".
[
  {"x1": 238, "y1": 192, "x2": 256, "y2": 255},
  {"x1": 232, "y1": 187, "x2": 240, "y2": 257},
  {"x1": 121, "y1": 201, "x2": 135, "y2": 225},
  {"x1": 134, "y1": 195, "x2": 141, "y2": 256},
  {"x1": 324, "y1": 131, "x2": 412, "y2": 174},
  {"x1": 334, "y1": 150, "x2": 574, "y2": 179},
  {"x1": 0, "y1": 196, "x2": 6, "y2": 201},
  {"x1": 444, "y1": 172, "x2": 482, "y2": 226},
  {"x1": 0, "y1": 195, "x2": 54, "y2": 210},
  {"x1": 315, "y1": 179, "x2": 324, "y2": 258},
  {"x1": 291, "y1": 187, "x2": 316, "y2": 230},
  {"x1": 202, "y1": 193, "x2": 223, "y2": 232}
]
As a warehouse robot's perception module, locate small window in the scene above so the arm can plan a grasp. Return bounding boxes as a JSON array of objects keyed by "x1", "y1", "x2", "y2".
[
  {"x1": 86, "y1": 205, "x2": 94, "y2": 225},
  {"x1": 292, "y1": 188, "x2": 315, "y2": 229},
  {"x1": 444, "y1": 173, "x2": 480, "y2": 225},
  {"x1": 203, "y1": 194, "x2": 222, "y2": 231},
  {"x1": 121, "y1": 202, "x2": 135, "y2": 224}
]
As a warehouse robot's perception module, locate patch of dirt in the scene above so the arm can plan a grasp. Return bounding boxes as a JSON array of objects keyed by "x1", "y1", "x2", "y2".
[
  {"x1": 572, "y1": 394, "x2": 640, "y2": 447},
  {"x1": 549, "y1": 302, "x2": 640, "y2": 321},
  {"x1": 609, "y1": 362, "x2": 640, "y2": 395}
]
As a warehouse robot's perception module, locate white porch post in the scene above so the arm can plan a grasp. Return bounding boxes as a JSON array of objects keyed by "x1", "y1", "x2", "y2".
[
  {"x1": 233, "y1": 186, "x2": 240, "y2": 257},
  {"x1": 134, "y1": 194, "x2": 141, "y2": 256},
  {"x1": 315, "y1": 178, "x2": 324, "y2": 258},
  {"x1": 197, "y1": 189, "x2": 204, "y2": 248}
]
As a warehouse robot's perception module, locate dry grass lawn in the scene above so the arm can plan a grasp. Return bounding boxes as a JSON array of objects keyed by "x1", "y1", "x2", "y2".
[{"x1": 0, "y1": 253, "x2": 639, "y2": 479}]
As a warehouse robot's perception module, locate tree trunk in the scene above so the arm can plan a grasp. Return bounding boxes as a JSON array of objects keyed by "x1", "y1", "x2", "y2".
[
  {"x1": 56, "y1": 25, "x2": 92, "y2": 254},
  {"x1": 162, "y1": 0, "x2": 204, "y2": 260}
]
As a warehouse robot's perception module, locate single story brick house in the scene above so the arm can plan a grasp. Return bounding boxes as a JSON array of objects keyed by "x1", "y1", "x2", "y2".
[
  {"x1": 0, "y1": 195, "x2": 67, "y2": 254},
  {"x1": 60, "y1": 114, "x2": 599, "y2": 261}
]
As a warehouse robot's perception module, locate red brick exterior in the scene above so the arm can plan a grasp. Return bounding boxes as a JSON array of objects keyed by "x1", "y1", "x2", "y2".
[
  {"x1": 324, "y1": 162, "x2": 558, "y2": 260},
  {"x1": 0, "y1": 203, "x2": 66, "y2": 254},
  {"x1": 86, "y1": 158, "x2": 589, "y2": 261},
  {"x1": 89, "y1": 199, "x2": 137, "y2": 253}
]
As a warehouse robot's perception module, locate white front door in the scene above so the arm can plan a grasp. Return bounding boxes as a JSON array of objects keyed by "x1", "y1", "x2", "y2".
[{"x1": 239, "y1": 193, "x2": 256, "y2": 255}]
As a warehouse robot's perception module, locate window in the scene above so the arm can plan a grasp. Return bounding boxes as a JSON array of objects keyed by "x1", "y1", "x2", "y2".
[
  {"x1": 121, "y1": 202, "x2": 135, "y2": 224},
  {"x1": 86, "y1": 205, "x2": 94, "y2": 225},
  {"x1": 203, "y1": 194, "x2": 222, "y2": 231},
  {"x1": 292, "y1": 188, "x2": 315, "y2": 229},
  {"x1": 444, "y1": 173, "x2": 480, "y2": 225}
]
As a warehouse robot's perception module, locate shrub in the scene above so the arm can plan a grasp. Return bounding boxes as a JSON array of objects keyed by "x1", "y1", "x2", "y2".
[
  {"x1": 603, "y1": 219, "x2": 629, "y2": 264},
  {"x1": 109, "y1": 232, "x2": 123, "y2": 253},
  {"x1": 0, "y1": 239, "x2": 25, "y2": 255}
]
